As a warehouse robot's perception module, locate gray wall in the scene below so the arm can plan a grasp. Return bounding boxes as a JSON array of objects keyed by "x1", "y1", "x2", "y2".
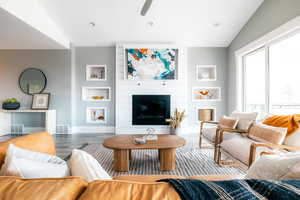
[
  {"x1": 227, "y1": 0, "x2": 300, "y2": 113},
  {"x1": 0, "y1": 50, "x2": 71, "y2": 126},
  {"x1": 74, "y1": 47, "x2": 115, "y2": 126},
  {"x1": 187, "y1": 47, "x2": 228, "y2": 124}
]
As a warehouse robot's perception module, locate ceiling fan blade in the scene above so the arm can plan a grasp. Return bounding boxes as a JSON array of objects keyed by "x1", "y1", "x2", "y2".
[{"x1": 140, "y1": 0, "x2": 153, "y2": 16}]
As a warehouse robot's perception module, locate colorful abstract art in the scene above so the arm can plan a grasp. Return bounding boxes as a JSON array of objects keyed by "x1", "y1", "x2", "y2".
[{"x1": 127, "y1": 48, "x2": 177, "y2": 80}]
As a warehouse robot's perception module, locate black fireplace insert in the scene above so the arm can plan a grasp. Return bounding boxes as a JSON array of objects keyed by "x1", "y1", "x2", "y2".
[{"x1": 132, "y1": 95, "x2": 171, "y2": 125}]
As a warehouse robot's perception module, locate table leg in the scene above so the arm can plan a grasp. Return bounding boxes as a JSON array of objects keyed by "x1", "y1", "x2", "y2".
[
  {"x1": 159, "y1": 148, "x2": 176, "y2": 171},
  {"x1": 129, "y1": 149, "x2": 132, "y2": 160},
  {"x1": 114, "y1": 149, "x2": 129, "y2": 172}
]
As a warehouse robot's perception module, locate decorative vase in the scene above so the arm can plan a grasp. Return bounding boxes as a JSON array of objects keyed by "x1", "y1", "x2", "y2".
[{"x1": 170, "y1": 126, "x2": 183, "y2": 136}]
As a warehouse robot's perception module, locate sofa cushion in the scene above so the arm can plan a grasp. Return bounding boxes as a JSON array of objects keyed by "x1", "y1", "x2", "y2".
[
  {"x1": 284, "y1": 127, "x2": 300, "y2": 148},
  {"x1": 248, "y1": 123, "x2": 287, "y2": 145},
  {"x1": 246, "y1": 152, "x2": 300, "y2": 179},
  {"x1": 0, "y1": 132, "x2": 56, "y2": 168},
  {"x1": 221, "y1": 136, "x2": 272, "y2": 165},
  {"x1": 114, "y1": 175, "x2": 185, "y2": 182},
  {"x1": 69, "y1": 149, "x2": 111, "y2": 182},
  {"x1": 218, "y1": 116, "x2": 239, "y2": 129},
  {"x1": 79, "y1": 180, "x2": 180, "y2": 200},
  {"x1": 231, "y1": 111, "x2": 258, "y2": 130},
  {"x1": 0, "y1": 176, "x2": 87, "y2": 200},
  {"x1": 202, "y1": 127, "x2": 239, "y2": 142}
]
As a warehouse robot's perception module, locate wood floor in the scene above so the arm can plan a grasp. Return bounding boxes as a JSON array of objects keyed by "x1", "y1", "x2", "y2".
[
  {"x1": 0, "y1": 133, "x2": 199, "y2": 159},
  {"x1": 0, "y1": 133, "x2": 114, "y2": 159}
]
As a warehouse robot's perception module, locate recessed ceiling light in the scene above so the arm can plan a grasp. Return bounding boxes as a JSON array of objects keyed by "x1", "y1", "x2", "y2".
[
  {"x1": 213, "y1": 22, "x2": 221, "y2": 27},
  {"x1": 89, "y1": 22, "x2": 96, "y2": 27},
  {"x1": 147, "y1": 21, "x2": 154, "y2": 27}
]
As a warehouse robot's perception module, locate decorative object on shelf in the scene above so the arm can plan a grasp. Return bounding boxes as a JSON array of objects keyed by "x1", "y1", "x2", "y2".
[
  {"x1": 19, "y1": 68, "x2": 47, "y2": 95},
  {"x1": 126, "y1": 48, "x2": 178, "y2": 80},
  {"x1": 82, "y1": 87, "x2": 111, "y2": 101},
  {"x1": 91, "y1": 96, "x2": 104, "y2": 100},
  {"x1": 196, "y1": 65, "x2": 217, "y2": 81},
  {"x1": 86, "y1": 107, "x2": 107, "y2": 123},
  {"x1": 197, "y1": 107, "x2": 216, "y2": 122},
  {"x1": 166, "y1": 109, "x2": 186, "y2": 135},
  {"x1": 86, "y1": 65, "x2": 107, "y2": 81},
  {"x1": 2, "y1": 98, "x2": 20, "y2": 110},
  {"x1": 31, "y1": 93, "x2": 50, "y2": 110},
  {"x1": 193, "y1": 87, "x2": 221, "y2": 101}
]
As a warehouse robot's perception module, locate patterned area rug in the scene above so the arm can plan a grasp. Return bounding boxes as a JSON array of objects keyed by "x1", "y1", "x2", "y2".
[{"x1": 82, "y1": 144, "x2": 246, "y2": 177}]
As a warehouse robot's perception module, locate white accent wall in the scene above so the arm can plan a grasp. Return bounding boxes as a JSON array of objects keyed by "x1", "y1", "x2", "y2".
[{"x1": 115, "y1": 44, "x2": 188, "y2": 135}]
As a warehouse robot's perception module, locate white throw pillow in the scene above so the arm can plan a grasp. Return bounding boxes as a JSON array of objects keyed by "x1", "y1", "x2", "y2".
[
  {"x1": 69, "y1": 149, "x2": 111, "y2": 182},
  {"x1": 231, "y1": 111, "x2": 258, "y2": 130},
  {"x1": 246, "y1": 152, "x2": 300, "y2": 180},
  {"x1": 0, "y1": 144, "x2": 69, "y2": 178}
]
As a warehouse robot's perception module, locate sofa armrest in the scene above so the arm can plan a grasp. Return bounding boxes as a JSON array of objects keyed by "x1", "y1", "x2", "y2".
[{"x1": 249, "y1": 143, "x2": 300, "y2": 166}]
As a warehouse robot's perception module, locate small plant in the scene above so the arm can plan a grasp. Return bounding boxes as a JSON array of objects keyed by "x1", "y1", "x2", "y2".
[
  {"x1": 166, "y1": 109, "x2": 186, "y2": 129},
  {"x1": 4, "y1": 98, "x2": 19, "y2": 103}
]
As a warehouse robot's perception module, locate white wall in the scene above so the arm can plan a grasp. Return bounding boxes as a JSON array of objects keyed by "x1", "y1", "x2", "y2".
[{"x1": 115, "y1": 44, "x2": 188, "y2": 135}]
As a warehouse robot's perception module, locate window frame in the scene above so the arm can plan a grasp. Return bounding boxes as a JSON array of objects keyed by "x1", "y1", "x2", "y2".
[{"x1": 236, "y1": 18, "x2": 300, "y2": 113}]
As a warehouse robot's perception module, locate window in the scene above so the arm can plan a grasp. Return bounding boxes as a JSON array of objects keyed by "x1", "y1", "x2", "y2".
[
  {"x1": 269, "y1": 33, "x2": 300, "y2": 114},
  {"x1": 241, "y1": 30, "x2": 300, "y2": 115},
  {"x1": 243, "y1": 49, "x2": 266, "y2": 113}
]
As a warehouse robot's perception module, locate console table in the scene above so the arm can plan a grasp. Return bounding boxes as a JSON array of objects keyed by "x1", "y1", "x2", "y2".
[{"x1": 0, "y1": 109, "x2": 56, "y2": 136}]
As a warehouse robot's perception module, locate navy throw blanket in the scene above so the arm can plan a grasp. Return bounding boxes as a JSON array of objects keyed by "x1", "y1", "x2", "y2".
[{"x1": 158, "y1": 179, "x2": 300, "y2": 200}]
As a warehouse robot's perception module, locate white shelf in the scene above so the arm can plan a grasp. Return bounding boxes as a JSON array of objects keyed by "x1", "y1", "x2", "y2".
[
  {"x1": 192, "y1": 87, "x2": 221, "y2": 101},
  {"x1": 82, "y1": 87, "x2": 111, "y2": 101},
  {"x1": 196, "y1": 65, "x2": 217, "y2": 81},
  {"x1": 86, "y1": 107, "x2": 107, "y2": 124},
  {"x1": 86, "y1": 65, "x2": 107, "y2": 81}
]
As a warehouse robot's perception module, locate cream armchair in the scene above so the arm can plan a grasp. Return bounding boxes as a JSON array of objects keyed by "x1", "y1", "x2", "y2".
[
  {"x1": 199, "y1": 111, "x2": 258, "y2": 149},
  {"x1": 214, "y1": 123, "x2": 300, "y2": 167},
  {"x1": 199, "y1": 121, "x2": 239, "y2": 149}
]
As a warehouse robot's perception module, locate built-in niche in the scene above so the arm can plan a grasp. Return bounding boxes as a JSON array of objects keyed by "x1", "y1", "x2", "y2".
[
  {"x1": 82, "y1": 87, "x2": 111, "y2": 101},
  {"x1": 86, "y1": 65, "x2": 106, "y2": 81},
  {"x1": 196, "y1": 65, "x2": 217, "y2": 81},
  {"x1": 86, "y1": 107, "x2": 107, "y2": 124},
  {"x1": 192, "y1": 87, "x2": 221, "y2": 101}
]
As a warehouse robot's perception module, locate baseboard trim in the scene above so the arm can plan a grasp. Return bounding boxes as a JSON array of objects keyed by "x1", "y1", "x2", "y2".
[{"x1": 71, "y1": 126, "x2": 115, "y2": 134}]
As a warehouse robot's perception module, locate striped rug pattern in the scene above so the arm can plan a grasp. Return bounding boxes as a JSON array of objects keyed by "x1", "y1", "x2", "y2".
[{"x1": 82, "y1": 144, "x2": 246, "y2": 177}]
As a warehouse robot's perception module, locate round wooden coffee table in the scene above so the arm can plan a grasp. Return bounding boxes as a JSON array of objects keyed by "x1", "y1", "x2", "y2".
[{"x1": 103, "y1": 134, "x2": 186, "y2": 172}]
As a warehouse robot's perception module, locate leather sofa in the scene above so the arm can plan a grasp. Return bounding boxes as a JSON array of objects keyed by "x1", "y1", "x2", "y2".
[{"x1": 0, "y1": 132, "x2": 240, "y2": 200}]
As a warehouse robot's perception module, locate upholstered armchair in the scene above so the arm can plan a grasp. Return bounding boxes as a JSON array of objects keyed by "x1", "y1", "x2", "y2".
[
  {"x1": 214, "y1": 123, "x2": 300, "y2": 167},
  {"x1": 199, "y1": 112, "x2": 258, "y2": 149}
]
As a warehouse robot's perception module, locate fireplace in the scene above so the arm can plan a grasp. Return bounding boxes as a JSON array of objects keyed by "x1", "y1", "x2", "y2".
[{"x1": 132, "y1": 95, "x2": 171, "y2": 125}]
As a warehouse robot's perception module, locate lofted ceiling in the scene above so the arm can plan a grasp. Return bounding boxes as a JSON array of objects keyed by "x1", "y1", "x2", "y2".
[
  {"x1": 0, "y1": 0, "x2": 264, "y2": 49},
  {"x1": 0, "y1": 8, "x2": 67, "y2": 49},
  {"x1": 39, "y1": 0, "x2": 264, "y2": 47}
]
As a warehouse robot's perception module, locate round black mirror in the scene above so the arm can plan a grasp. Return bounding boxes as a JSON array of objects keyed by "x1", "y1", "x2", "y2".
[{"x1": 19, "y1": 68, "x2": 47, "y2": 95}]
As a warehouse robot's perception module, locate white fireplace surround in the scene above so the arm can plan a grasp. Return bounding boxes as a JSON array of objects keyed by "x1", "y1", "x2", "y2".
[{"x1": 115, "y1": 44, "x2": 188, "y2": 135}]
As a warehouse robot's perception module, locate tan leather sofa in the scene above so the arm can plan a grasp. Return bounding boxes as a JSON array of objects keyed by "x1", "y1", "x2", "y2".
[{"x1": 0, "y1": 132, "x2": 240, "y2": 200}]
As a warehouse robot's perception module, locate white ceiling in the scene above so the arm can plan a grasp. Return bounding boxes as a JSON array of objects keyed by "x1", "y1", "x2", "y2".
[
  {"x1": 40, "y1": 0, "x2": 264, "y2": 47},
  {"x1": 0, "y1": 8, "x2": 67, "y2": 49}
]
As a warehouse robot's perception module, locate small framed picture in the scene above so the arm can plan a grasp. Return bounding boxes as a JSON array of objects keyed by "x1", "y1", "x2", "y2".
[{"x1": 31, "y1": 93, "x2": 50, "y2": 110}]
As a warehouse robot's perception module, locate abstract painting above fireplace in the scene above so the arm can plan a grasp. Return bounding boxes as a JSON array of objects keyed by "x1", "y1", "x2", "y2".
[
  {"x1": 132, "y1": 95, "x2": 171, "y2": 125},
  {"x1": 126, "y1": 48, "x2": 177, "y2": 80}
]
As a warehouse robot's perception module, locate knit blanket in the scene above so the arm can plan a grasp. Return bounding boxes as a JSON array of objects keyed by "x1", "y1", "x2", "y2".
[
  {"x1": 159, "y1": 179, "x2": 300, "y2": 200},
  {"x1": 263, "y1": 114, "x2": 300, "y2": 136}
]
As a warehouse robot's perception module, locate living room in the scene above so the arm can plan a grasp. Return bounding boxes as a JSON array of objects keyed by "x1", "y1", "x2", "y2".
[{"x1": 1, "y1": 0, "x2": 300, "y2": 199}]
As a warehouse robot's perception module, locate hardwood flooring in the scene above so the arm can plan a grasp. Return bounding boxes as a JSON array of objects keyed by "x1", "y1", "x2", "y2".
[{"x1": 0, "y1": 133, "x2": 199, "y2": 159}]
